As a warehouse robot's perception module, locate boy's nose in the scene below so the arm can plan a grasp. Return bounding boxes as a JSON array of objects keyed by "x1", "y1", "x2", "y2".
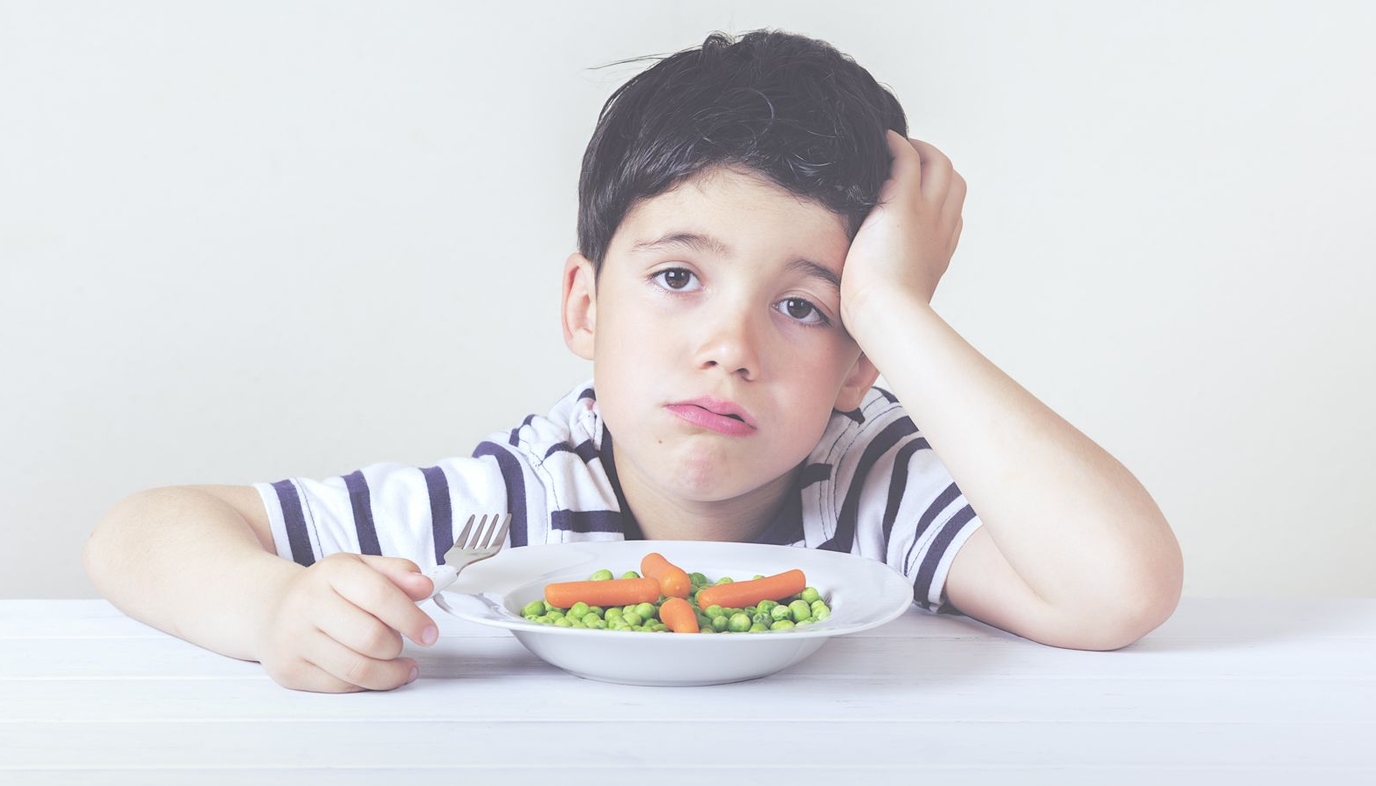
[{"x1": 693, "y1": 309, "x2": 762, "y2": 380}]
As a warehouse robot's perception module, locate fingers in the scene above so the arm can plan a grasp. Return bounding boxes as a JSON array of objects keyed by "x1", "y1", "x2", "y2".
[
  {"x1": 276, "y1": 634, "x2": 420, "y2": 693},
  {"x1": 332, "y1": 555, "x2": 440, "y2": 648},
  {"x1": 300, "y1": 624, "x2": 420, "y2": 692},
  {"x1": 359, "y1": 554, "x2": 437, "y2": 603},
  {"x1": 883, "y1": 131, "x2": 965, "y2": 214}
]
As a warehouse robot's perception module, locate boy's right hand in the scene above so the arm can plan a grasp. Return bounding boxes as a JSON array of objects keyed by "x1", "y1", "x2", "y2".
[{"x1": 257, "y1": 553, "x2": 440, "y2": 693}]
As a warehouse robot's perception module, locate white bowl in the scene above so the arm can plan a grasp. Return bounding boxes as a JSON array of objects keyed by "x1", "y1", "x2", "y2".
[{"x1": 433, "y1": 540, "x2": 913, "y2": 686}]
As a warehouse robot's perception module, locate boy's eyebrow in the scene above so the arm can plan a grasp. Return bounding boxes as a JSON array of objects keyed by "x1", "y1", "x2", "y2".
[
  {"x1": 631, "y1": 232, "x2": 731, "y2": 257},
  {"x1": 786, "y1": 258, "x2": 842, "y2": 291},
  {"x1": 631, "y1": 232, "x2": 842, "y2": 290}
]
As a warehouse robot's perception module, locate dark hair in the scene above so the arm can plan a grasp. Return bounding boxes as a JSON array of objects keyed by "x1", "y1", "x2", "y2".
[{"x1": 577, "y1": 29, "x2": 908, "y2": 270}]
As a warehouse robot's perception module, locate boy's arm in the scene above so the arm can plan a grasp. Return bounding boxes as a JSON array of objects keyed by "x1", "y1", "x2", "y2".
[
  {"x1": 83, "y1": 485, "x2": 439, "y2": 690},
  {"x1": 840, "y1": 132, "x2": 1183, "y2": 650}
]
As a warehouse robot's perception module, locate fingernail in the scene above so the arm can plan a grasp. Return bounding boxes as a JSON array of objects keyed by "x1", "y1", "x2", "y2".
[
  {"x1": 421, "y1": 624, "x2": 438, "y2": 645},
  {"x1": 407, "y1": 666, "x2": 419, "y2": 684}
]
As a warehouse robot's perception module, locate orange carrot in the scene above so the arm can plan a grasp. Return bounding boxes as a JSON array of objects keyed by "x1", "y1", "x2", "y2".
[
  {"x1": 640, "y1": 552, "x2": 692, "y2": 599},
  {"x1": 695, "y1": 569, "x2": 807, "y2": 610},
  {"x1": 544, "y1": 577, "x2": 662, "y2": 609},
  {"x1": 658, "y1": 597, "x2": 700, "y2": 633}
]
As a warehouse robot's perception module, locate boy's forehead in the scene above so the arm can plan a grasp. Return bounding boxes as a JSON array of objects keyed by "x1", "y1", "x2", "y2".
[{"x1": 615, "y1": 167, "x2": 851, "y2": 254}]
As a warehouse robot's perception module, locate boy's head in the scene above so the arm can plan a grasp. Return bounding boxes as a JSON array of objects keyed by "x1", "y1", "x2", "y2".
[
  {"x1": 561, "y1": 30, "x2": 903, "y2": 522},
  {"x1": 577, "y1": 29, "x2": 907, "y2": 271}
]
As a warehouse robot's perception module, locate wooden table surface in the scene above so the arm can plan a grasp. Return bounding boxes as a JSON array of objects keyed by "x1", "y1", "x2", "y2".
[{"x1": 2, "y1": 597, "x2": 1373, "y2": 784}]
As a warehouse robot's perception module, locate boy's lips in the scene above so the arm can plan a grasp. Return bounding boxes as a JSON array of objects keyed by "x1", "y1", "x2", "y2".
[{"x1": 664, "y1": 397, "x2": 757, "y2": 436}]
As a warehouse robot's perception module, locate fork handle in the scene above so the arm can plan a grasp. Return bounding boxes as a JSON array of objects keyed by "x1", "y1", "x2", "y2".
[{"x1": 424, "y1": 564, "x2": 458, "y2": 599}]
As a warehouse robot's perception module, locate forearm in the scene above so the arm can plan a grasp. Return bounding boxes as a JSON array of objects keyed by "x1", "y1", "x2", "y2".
[
  {"x1": 848, "y1": 291, "x2": 1182, "y2": 617},
  {"x1": 83, "y1": 487, "x2": 299, "y2": 661}
]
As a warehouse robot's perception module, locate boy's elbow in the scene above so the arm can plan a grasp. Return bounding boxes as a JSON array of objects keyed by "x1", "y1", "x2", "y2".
[{"x1": 1074, "y1": 543, "x2": 1184, "y2": 651}]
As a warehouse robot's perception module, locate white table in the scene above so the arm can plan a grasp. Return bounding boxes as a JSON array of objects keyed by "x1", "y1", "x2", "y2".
[{"x1": 2, "y1": 598, "x2": 1373, "y2": 784}]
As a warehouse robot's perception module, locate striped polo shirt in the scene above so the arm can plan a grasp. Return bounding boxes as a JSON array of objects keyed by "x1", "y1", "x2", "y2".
[{"x1": 254, "y1": 382, "x2": 982, "y2": 612}]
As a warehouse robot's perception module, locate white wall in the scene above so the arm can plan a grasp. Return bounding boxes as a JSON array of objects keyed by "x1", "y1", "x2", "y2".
[{"x1": 3, "y1": 1, "x2": 1372, "y2": 599}]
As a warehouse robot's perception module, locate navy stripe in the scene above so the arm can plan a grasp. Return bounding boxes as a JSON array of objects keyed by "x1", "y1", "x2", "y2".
[
  {"x1": 598, "y1": 429, "x2": 643, "y2": 540},
  {"x1": 874, "y1": 386, "x2": 898, "y2": 404},
  {"x1": 912, "y1": 504, "x2": 976, "y2": 608},
  {"x1": 753, "y1": 487, "x2": 805, "y2": 545},
  {"x1": 579, "y1": 387, "x2": 596, "y2": 401},
  {"x1": 798, "y1": 463, "x2": 831, "y2": 488},
  {"x1": 473, "y1": 441, "x2": 529, "y2": 547},
  {"x1": 271, "y1": 480, "x2": 315, "y2": 567},
  {"x1": 544, "y1": 438, "x2": 600, "y2": 463},
  {"x1": 819, "y1": 417, "x2": 917, "y2": 552},
  {"x1": 902, "y1": 482, "x2": 962, "y2": 574},
  {"x1": 421, "y1": 466, "x2": 452, "y2": 564},
  {"x1": 508, "y1": 427, "x2": 520, "y2": 447},
  {"x1": 880, "y1": 437, "x2": 932, "y2": 552},
  {"x1": 343, "y1": 470, "x2": 381, "y2": 555},
  {"x1": 836, "y1": 407, "x2": 866, "y2": 424},
  {"x1": 551, "y1": 509, "x2": 624, "y2": 534}
]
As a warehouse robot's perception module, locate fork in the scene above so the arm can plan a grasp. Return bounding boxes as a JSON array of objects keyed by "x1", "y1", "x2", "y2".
[{"x1": 424, "y1": 513, "x2": 513, "y2": 598}]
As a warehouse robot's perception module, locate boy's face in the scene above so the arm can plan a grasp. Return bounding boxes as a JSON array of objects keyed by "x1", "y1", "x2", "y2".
[{"x1": 562, "y1": 167, "x2": 878, "y2": 511}]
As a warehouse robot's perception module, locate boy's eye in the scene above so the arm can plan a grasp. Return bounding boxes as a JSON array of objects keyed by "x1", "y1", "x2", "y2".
[
  {"x1": 777, "y1": 297, "x2": 827, "y2": 325},
  {"x1": 653, "y1": 268, "x2": 699, "y2": 291}
]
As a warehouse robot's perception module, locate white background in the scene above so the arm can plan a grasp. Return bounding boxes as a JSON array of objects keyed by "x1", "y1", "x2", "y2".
[{"x1": 2, "y1": 1, "x2": 1372, "y2": 599}]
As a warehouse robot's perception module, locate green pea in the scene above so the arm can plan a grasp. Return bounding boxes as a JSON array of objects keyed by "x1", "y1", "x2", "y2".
[
  {"x1": 570, "y1": 617, "x2": 586, "y2": 628},
  {"x1": 554, "y1": 617, "x2": 573, "y2": 627},
  {"x1": 770, "y1": 604, "x2": 792, "y2": 622},
  {"x1": 620, "y1": 570, "x2": 640, "y2": 579},
  {"x1": 711, "y1": 615, "x2": 729, "y2": 632},
  {"x1": 770, "y1": 619, "x2": 795, "y2": 631},
  {"x1": 727, "y1": 613, "x2": 752, "y2": 633},
  {"x1": 704, "y1": 604, "x2": 724, "y2": 618},
  {"x1": 522, "y1": 600, "x2": 545, "y2": 617},
  {"x1": 750, "y1": 611, "x2": 771, "y2": 627},
  {"x1": 789, "y1": 600, "x2": 812, "y2": 622},
  {"x1": 589, "y1": 569, "x2": 614, "y2": 581},
  {"x1": 800, "y1": 587, "x2": 821, "y2": 604},
  {"x1": 605, "y1": 607, "x2": 623, "y2": 620},
  {"x1": 753, "y1": 574, "x2": 766, "y2": 580},
  {"x1": 622, "y1": 611, "x2": 643, "y2": 626},
  {"x1": 690, "y1": 572, "x2": 709, "y2": 587},
  {"x1": 585, "y1": 617, "x2": 606, "y2": 629},
  {"x1": 587, "y1": 605, "x2": 604, "y2": 616},
  {"x1": 749, "y1": 623, "x2": 769, "y2": 633},
  {"x1": 796, "y1": 619, "x2": 814, "y2": 627},
  {"x1": 756, "y1": 600, "x2": 778, "y2": 614},
  {"x1": 546, "y1": 610, "x2": 565, "y2": 621},
  {"x1": 634, "y1": 602, "x2": 657, "y2": 620},
  {"x1": 813, "y1": 607, "x2": 831, "y2": 621},
  {"x1": 567, "y1": 602, "x2": 590, "y2": 621},
  {"x1": 715, "y1": 576, "x2": 734, "y2": 585}
]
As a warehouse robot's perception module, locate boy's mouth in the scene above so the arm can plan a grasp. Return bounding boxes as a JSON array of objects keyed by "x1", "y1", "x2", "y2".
[{"x1": 665, "y1": 396, "x2": 757, "y2": 436}]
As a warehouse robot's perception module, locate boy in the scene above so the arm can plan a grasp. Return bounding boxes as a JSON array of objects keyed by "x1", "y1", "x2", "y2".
[{"x1": 84, "y1": 30, "x2": 1183, "y2": 693}]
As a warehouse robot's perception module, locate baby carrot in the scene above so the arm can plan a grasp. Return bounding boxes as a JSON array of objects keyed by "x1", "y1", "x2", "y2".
[
  {"x1": 658, "y1": 597, "x2": 699, "y2": 633},
  {"x1": 640, "y1": 552, "x2": 692, "y2": 598},
  {"x1": 695, "y1": 569, "x2": 807, "y2": 610},
  {"x1": 544, "y1": 577, "x2": 662, "y2": 609}
]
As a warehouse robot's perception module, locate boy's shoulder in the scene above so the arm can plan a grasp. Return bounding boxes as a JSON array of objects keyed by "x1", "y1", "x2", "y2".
[{"x1": 812, "y1": 384, "x2": 915, "y2": 461}]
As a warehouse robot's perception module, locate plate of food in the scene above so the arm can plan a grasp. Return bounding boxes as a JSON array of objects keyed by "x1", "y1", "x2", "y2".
[{"x1": 432, "y1": 539, "x2": 914, "y2": 686}]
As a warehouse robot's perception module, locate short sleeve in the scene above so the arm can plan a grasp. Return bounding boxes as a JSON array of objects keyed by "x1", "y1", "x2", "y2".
[
  {"x1": 807, "y1": 390, "x2": 984, "y2": 613},
  {"x1": 253, "y1": 453, "x2": 527, "y2": 570}
]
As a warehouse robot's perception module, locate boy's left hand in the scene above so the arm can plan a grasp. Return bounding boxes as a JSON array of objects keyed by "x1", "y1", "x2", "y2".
[{"x1": 840, "y1": 131, "x2": 966, "y2": 334}]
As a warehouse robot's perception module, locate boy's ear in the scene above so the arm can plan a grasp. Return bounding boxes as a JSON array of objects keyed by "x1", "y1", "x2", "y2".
[
  {"x1": 834, "y1": 352, "x2": 881, "y2": 413},
  {"x1": 561, "y1": 252, "x2": 597, "y2": 360}
]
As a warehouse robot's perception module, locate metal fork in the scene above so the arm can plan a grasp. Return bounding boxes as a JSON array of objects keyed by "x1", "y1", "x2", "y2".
[{"x1": 424, "y1": 513, "x2": 513, "y2": 598}]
